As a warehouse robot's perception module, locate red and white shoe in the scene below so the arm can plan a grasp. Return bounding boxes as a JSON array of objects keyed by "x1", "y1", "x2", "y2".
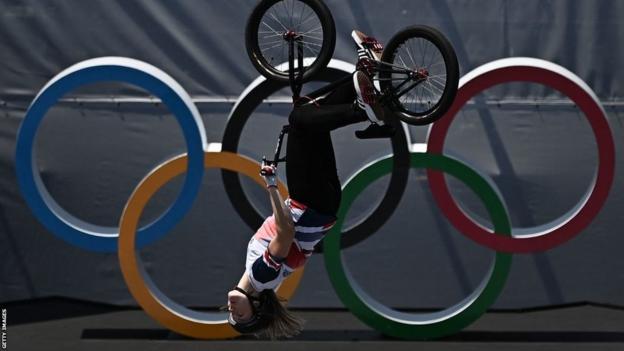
[
  {"x1": 352, "y1": 30, "x2": 383, "y2": 62},
  {"x1": 353, "y1": 71, "x2": 395, "y2": 139},
  {"x1": 353, "y1": 71, "x2": 384, "y2": 124}
]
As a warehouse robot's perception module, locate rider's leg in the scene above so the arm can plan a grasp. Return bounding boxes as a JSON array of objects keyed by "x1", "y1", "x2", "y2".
[
  {"x1": 286, "y1": 90, "x2": 366, "y2": 215},
  {"x1": 318, "y1": 76, "x2": 357, "y2": 105},
  {"x1": 286, "y1": 126, "x2": 341, "y2": 215},
  {"x1": 288, "y1": 103, "x2": 366, "y2": 133},
  {"x1": 288, "y1": 76, "x2": 367, "y2": 132},
  {"x1": 294, "y1": 67, "x2": 394, "y2": 124},
  {"x1": 284, "y1": 74, "x2": 394, "y2": 213}
]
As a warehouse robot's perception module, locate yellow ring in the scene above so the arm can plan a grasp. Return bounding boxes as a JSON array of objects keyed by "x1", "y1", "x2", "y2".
[{"x1": 118, "y1": 151, "x2": 304, "y2": 339}]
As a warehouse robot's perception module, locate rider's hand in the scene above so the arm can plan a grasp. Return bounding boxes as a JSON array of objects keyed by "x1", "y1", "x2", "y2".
[{"x1": 260, "y1": 161, "x2": 278, "y2": 188}]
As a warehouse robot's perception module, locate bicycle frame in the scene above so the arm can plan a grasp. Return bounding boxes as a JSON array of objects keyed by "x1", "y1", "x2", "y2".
[{"x1": 375, "y1": 60, "x2": 429, "y2": 104}]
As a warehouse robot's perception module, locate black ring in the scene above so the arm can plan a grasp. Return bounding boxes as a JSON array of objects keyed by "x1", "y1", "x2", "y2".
[{"x1": 220, "y1": 65, "x2": 410, "y2": 253}]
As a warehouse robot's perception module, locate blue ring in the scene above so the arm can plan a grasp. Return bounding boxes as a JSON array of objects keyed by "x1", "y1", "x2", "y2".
[{"x1": 15, "y1": 59, "x2": 205, "y2": 252}]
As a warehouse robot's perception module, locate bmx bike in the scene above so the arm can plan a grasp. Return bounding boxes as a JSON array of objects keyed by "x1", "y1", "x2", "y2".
[{"x1": 245, "y1": 0, "x2": 460, "y2": 132}]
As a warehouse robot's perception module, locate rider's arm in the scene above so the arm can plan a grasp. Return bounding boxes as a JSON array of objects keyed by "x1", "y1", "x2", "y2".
[
  {"x1": 261, "y1": 163, "x2": 295, "y2": 258},
  {"x1": 267, "y1": 186, "x2": 295, "y2": 258}
]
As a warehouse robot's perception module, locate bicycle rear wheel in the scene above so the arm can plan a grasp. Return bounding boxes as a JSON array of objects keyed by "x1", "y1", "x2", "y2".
[
  {"x1": 245, "y1": 0, "x2": 336, "y2": 83},
  {"x1": 379, "y1": 25, "x2": 459, "y2": 125}
]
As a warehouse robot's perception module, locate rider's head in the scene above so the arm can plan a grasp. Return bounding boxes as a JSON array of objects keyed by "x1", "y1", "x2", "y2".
[{"x1": 227, "y1": 287, "x2": 303, "y2": 339}]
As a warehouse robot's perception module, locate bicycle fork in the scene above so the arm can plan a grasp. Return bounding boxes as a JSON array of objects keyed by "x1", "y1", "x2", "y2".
[
  {"x1": 263, "y1": 33, "x2": 304, "y2": 167},
  {"x1": 285, "y1": 32, "x2": 305, "y2": 101},
  {"x1": 263, "y1": 125, "x2": 290, "y2": 167}
]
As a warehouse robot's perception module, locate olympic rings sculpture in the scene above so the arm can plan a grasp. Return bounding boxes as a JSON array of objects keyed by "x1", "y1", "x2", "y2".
[
  {"x1": 15, "y1": 57, "x2": 208, "y2": 252},
  {"x1": 14, "y1": 56, "x2": 614, "y2": 340},
  {"x1": 324, "y1": 152, "x2": 512, "y2": 340},
  {"x1": 426, "y1": 58, "x2": 615, "y2": 253}
]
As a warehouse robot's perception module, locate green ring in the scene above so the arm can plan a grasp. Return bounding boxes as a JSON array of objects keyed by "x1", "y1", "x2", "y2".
[{"x1": 323, "y1": 153, "x2": 513, "y2": 340}]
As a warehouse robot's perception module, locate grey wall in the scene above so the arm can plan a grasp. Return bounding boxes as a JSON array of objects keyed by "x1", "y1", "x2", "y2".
[{"x1": 1, "y1": 0, "x2": 623, "y2": 309}]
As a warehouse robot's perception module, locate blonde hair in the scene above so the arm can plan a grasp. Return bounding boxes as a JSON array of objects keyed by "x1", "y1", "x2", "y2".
[{"x1": 255, "y1": 289, "x2": 304, "y2": 339}]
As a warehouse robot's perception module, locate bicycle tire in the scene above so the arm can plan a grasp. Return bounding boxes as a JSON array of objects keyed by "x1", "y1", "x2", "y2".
[
  {"x1": 379, "y1": 25, "x2": 459, "y2": 125},
  {"x1": 245, "y1": 0, "x2": 336, "y2": 83}
]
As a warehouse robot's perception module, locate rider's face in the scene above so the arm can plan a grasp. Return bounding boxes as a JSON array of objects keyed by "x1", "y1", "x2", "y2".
[{"x1": 227, "y1": 289, "x2": 254, "y2": 322}]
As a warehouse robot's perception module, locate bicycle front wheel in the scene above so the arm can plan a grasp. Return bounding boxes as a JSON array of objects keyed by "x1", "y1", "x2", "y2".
[
  {"x1": 245, "y1": 0, "x2": 336, "y2": 83},
  {"x1": 379, "y1": 25, "x2": 459, "y2": 125}
]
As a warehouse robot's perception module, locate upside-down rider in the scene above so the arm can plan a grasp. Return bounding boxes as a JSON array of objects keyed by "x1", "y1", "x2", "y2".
[{"x1": 227, "y1": 31, "x2": 394, "y2": 338}]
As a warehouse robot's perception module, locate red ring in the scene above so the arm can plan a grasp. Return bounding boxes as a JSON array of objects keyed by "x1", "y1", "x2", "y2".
[{"x1": 427, "y1": 58, "x2": 615, "y2": 253}]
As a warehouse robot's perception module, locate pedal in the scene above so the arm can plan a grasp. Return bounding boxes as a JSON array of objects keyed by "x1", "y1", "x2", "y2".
[{"x1": 355, "y1": 123, "x2": 396, "y2": 139}]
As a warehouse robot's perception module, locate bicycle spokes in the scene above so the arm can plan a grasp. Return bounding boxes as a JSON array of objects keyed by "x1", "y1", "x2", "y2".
[
  {"x1": 257, "y1": 0, "x2": 324, "y2": 71},
  {"x1": 385, "y1": 38, "x2": 448, "y2": 114}
]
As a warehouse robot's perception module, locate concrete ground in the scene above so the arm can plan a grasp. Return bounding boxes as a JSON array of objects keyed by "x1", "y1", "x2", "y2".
[{"x1": 6, "y1": 299, "x2": 624, "y2": 351}]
